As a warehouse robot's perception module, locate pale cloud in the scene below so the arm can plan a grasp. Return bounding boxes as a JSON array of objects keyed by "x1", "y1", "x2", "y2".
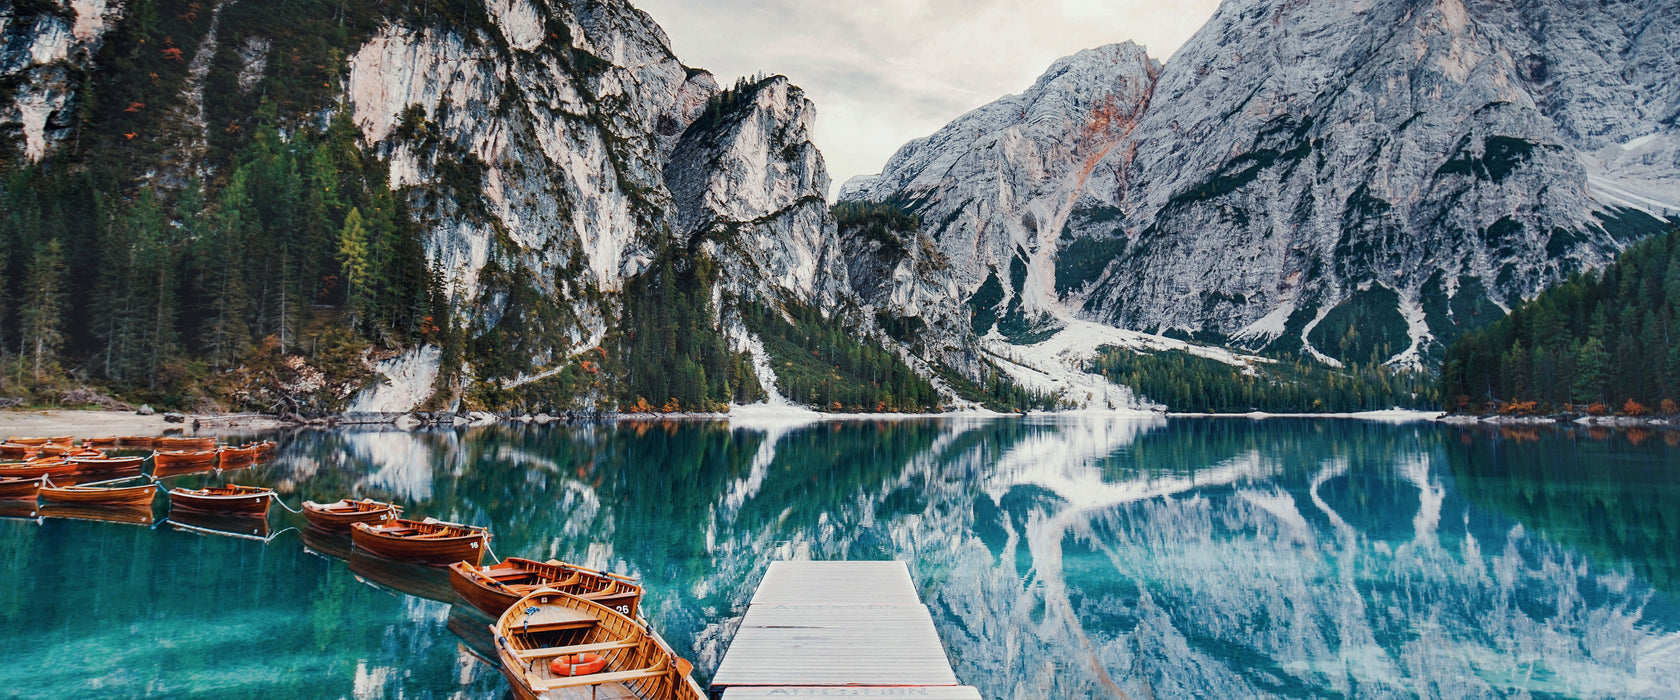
[{"x1": 632, "y1": 0, "x2": 1221, "y2": 195}]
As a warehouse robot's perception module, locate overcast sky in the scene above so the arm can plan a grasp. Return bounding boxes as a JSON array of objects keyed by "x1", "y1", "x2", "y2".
[{"x1": 633, "y1": 0, "x2": 1221, "y2": 194}]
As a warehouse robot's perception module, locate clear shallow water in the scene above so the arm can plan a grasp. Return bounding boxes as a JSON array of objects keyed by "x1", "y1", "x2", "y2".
[{"x1": 1, "y1": 417, "x2": 1677, "y2": 699}]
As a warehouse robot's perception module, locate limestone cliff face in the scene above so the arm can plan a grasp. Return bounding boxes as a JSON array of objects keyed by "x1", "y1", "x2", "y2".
[
  {"x1": 0, "y1": 0, "x2": 118, "y2": 161},
  {"x1": 844, "y1": 0, "x2": 1680, "y2": 368},
  {"x1": 330, "y1": 2, "x2": 850, "y2": 409},
  {"x1": 1, "y1": 0, "x2": 859, "y2": 412},
  {"x1": 839, "y1": 44, "x2": 1159, "y2": 366},
  {"x1": 664, "y1": 76, "x2": 849, "y2": 308},
  {"x1": 345, "y1": 0, "x2": 714, "y2": 367}
]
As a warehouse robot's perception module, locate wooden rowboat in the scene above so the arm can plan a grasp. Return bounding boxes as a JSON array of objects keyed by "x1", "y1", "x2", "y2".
[
  {"x1": 83, "y1": 437, "x2": 121, "y2": 448},
  {"x1": 252, "y1": 441, "x2": 277, "y2": 460},
  {"x1": 152, "y1": 461, "x2": 216, "y2": 478},
  {"x1": 450, "y1": 558, "x2": 644, "y2": 619},
  {"x1": 0, "y1": 443, "x2": 36, "y2": 458},
  {"x1": 38, "y1": 481, "x2": 158, "y2": 507},
  {"x1": 351, "y1": 517, "x2": 491, "y2": 566},
  {"x1": 0, "y1": 475, "x2": 46, "y2": 500},
  {"x1": 62, "y1": 464, "x2": 143, "y2": 485},
  {"x1": 217, "y1": 444, "x2": 259, "y2": 468},
  {"x1": 0, "y1": 459, "x2": 77, "y2": 480},
  {"x1": 68, "y1": 454, "x2": 148, "y2": 472},
  {"x1": 167, "y1": 484, "x2": 275, "y2": 515},
  {"x1": 493, "y1": 589, "x2": 703, "y2": 700},
  {"x1": 6, "y1": 437, "x2": 67, "y2": 446},
  {"x1": 156, "y1": 436, "x2": 215, "y2": 451},
  {"x1": 117, "y1": 436, "x2": 156, "y2": 448},
  {"x1": 154, "y1": 450, "x2": 218, "y2": 470},
  {"x1": 301, "y1": 498, "x2": 403, "y2": 532}
]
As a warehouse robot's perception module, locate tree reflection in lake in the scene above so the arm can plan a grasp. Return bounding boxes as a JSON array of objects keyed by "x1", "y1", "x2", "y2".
[{"x1": 0, "y1": 417, "x2": 1675, "y2": 698}]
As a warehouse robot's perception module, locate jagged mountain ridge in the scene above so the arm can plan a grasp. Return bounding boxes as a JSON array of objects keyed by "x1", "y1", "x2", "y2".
[
  {"x1": 843, "y1": 0, "x2": 1680, "y2": 370},
  {"x1": 0, "y1": 0, "x2": 891, "y2": 413}
]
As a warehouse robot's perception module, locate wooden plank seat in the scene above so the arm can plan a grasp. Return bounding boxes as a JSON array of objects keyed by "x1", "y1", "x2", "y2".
[
  {"x1": 527, "y1": 664, "x2": 668, "y2": 692},
  {"x1": 511, "y1": 638, "x2": 642, "y2": 660},
  {"x1": 518, "y1": 619, "x2": 596, "y2": 633}
]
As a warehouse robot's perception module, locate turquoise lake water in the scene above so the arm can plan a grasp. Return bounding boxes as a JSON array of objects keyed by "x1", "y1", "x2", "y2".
[{"x1": 0, "y1": 417, "x2": 1676, "y2": 698}]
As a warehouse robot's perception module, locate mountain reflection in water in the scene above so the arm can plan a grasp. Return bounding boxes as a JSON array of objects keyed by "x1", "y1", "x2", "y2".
[{"x1": 0, "y1": 417, "x2": 1675, "y2": 698}]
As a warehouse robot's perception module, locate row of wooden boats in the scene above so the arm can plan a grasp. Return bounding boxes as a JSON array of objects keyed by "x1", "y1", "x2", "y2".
[
  {"x1": 4, "y1": 433, "x2": 700, "y2": 698},
  {"x1": 292, "y1": 492, "x2": 700, "y2": 698},
  {"x1": 0, "y1": 476, "x2": 281, "y2": 511}
]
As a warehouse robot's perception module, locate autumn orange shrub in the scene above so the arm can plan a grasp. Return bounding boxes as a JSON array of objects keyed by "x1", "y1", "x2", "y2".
[
  {"x1": 1586, "y1": 403, "x2": 1611, "y2": 416},
  {"x1": 1622, "y1": 399, "x2": 1649, "y2": 416},
  {"x1": 1663, "y1": 399, "x2": 1678, "y2": 415}
]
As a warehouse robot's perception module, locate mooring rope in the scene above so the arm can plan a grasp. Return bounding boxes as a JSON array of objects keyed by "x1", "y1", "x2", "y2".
[
  {"x1": 482, "y1": 539, "x2": 503, "y2": 565},
  {"x1": 272, "y1": 496, "x2": 305, "y2": 515}
]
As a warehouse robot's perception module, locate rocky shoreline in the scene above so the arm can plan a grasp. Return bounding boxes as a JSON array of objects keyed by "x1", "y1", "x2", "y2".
[{"x1": 1440, "y1": 413, "x2": 1680, "y2": 428}]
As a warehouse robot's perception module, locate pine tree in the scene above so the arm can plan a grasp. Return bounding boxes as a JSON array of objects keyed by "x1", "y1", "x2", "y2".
[
  {"x1": 1573, "y1": 337, "x2": 1610, "y2": 405},
  {"x1": 20, "y1": 239, "x2": 66, "y2": 383},
  {"x1": 337, "y1": 207, "x2": 372, "y2": 326},
  {"x1": 201, "y1": 171, "x2": 254, "y2": 370},
  {"x1": 0, "y1": 236, "x2": 9, "y2": 355}
]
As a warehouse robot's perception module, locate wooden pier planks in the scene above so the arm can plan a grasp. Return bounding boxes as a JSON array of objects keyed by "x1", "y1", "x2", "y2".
[{"x1": 709, "y1": 561, "x2": 980, "y2": 697}]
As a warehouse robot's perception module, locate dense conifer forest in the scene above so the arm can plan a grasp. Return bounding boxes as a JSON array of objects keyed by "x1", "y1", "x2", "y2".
[
  {"x1": 1089, "y1": 347, "x2": 1435, "y2": 413},
  {"x1": 1441, "y1": 226, "x2": 1680, "y2": 416}
]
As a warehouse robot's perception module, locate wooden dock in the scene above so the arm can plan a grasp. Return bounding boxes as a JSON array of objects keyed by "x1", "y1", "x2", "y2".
[{"x1": 708, "y1": 561, "x2": 981, "y2": 699}]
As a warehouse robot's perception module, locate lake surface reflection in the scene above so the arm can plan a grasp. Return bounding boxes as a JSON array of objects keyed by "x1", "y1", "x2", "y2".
[{"x1": 0, "y1": 417, "x2": 1676, "y2": 698}]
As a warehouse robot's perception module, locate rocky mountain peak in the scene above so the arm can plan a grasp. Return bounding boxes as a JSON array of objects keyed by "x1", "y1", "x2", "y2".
[{"x1": 843, "y1": 0, "x2": 1680, "y2": 373}]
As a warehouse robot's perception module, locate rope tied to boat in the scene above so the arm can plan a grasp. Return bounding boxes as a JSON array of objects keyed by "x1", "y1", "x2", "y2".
[
  {"x1": 271, "y1": 496, "x2": 305, "y2": 515},
  {"x1": 482, "y1": 539, "x2": 503, "y2": 565}
]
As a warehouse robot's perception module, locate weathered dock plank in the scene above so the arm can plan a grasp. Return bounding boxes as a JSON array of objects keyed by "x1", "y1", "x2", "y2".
[{"x1": 709, "y1": 561, "x2": 980, "y2": 698}]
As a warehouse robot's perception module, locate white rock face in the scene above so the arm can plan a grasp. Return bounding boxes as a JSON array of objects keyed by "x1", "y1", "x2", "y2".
[
  {"x1": 843, "y1": 0, "x2": 1680, "y2": 368},
  {"x1": 0, "y1": 0, "x2": 118, "y2": 161},
  {"x1": 348, "y1": 345, "x2": 444, "y2": 414},
  {"x1": 665, "y1": 76, "x2": 849, "y2": 306},
  {"x1": 336, "y1": 0, "x2": 857, "y2": 405}
]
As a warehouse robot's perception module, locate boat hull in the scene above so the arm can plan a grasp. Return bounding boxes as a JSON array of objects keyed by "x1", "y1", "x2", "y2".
[
  {"x1": 168, "y1": 489, "x2": 274, "y2": 515},
  {"x1": 301, "y1": 499, "x2": 402, "y2": 532},
  {"x1": 156, "y1": 437, "x2": 215, "y2": 451},
  {"x1": 448, "y1": 558, "x2": 643, "y2": 619},
  {"x1": 218, "y1": 447, "x2": 258, "y2": 468},
  {"x1": 0, "y1": 476, "x2": 44, "y2": 499},
  {"x1": 352, "y1": 523, "x2": 488, "y2": 567},
  {"x1": 39, "y1": 483, "x2": 157, "y2": 507},
  {"x1": 154, "y1": 450, "x2": 218, "y2": 470},
  {"x1": 68, "y1": 456, "x2": 147, "y2": 472},
  {"x1": 0, "y1": 461, "x2": 77, "y2": 480}
]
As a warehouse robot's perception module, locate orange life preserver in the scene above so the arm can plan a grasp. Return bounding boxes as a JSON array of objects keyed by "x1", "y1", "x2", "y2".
[{"x1": 549, "y1": 652, "x2": 607, "y2": 676}]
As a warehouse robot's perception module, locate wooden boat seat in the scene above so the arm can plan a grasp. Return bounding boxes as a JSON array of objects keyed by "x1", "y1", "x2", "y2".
[
  {"x1": 527, "y1": 666, "x2": 666, "y2": 692},
  {"x1": 518, "y1": 619, "x2": 596, "y2": 633},
  {"x1": 514, "y1": 605, "x2": 598, "y2": 633},
  {"x1": 511, "y1": 638, "x2": 641, "y2": 661}
]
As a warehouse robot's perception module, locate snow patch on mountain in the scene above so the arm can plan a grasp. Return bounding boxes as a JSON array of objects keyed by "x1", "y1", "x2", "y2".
[{"x1": 983, "y1": 319, "x2": 1273, "y2": 411}]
